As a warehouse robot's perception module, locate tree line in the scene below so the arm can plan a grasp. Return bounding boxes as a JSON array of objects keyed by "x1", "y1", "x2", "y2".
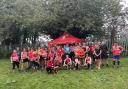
[{"x1": 0, "y1": 0, "x2": 128, "y2": 50}]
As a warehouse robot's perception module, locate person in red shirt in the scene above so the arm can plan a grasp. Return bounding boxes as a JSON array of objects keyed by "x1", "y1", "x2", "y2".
[
  {"x1": 10, "y1": 50, "x2": 20, "y2": 71},
  {"x1": 27, "y1": 49, "x2": 40, "y2": 70},
  {"x1": 48, "y1": 46, "x2": 55, "y2": 60},
  {"x1": 112, "y1": 43, "x2": 124, "y2": 67},
  {"x1": 74, "y1": 56, "x2": 80, "y2": 70},
  {"x1": 55, "y1": 46, "x2": 64, "y2": 66},
  {"x1": 33, "y1": 49, "x2": 40, "y2": 70},
  {"x1": 38, "y1": 47, "x2": 47, "y2": 69},
  {"x1": 89, "y1": 44, "x2": 96, "y2": 65},
  {"x1": 28, "y1": 49, "x2": 33, "y2": 61},
  {"x1": 27, "y1": 49, "x2": 34, "y2": 70},
  {"x1": 85, "y1": 54, "x2": 92, "y2": 70},
  {"x1": 53, "y1": 56, "x2": 60, "y2": 74},
  {"x1": 46, "y1": 58, "x2": 54, "y2": 74},
  {"x1": 56, "y1": 46, "x2": 64, "y2": 57},
  {"x1": 90, "y1": 45, "x2": 96, "y2": 54},
  {"x1": 63, "y1": 55, "x2": 72, "y2": 70},
  {"x1": 21, "y1": 48, "x2": 29, "y2": 70},
  {"x1": 74, "y1": 45, "x2": 85, "y2": 58}
]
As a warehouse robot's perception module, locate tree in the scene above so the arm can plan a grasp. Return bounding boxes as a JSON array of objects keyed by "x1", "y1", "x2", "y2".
[{"x1": 0, "y1": 0, "x2": 126, "y2": 49}]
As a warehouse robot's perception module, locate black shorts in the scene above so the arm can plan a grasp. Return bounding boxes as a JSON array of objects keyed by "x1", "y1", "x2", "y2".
[
  {"x1": 23, "y1": 58, "x2": 29, "y2": 63},
  {"x1": 95, "y1": 56, "x2": 101, "y2": 59},
  {"x1": 40, "y1": 56, "x2": 47, "y2": 62}
]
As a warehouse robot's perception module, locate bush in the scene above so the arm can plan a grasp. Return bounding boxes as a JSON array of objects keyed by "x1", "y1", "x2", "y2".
[{"x1": 0, "y1": 49, "x2": 10, "y2": 59}]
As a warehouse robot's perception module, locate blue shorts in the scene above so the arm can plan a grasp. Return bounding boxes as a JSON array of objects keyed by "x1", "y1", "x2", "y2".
[{"x1": 113, "y1": 55, "x2": 120, "y2": 60}]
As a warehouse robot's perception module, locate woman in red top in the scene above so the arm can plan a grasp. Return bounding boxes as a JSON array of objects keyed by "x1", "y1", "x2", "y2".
[
  {"x1": 10, "y1": 50, "x2": 20, "y2": 71},
  {"x1": 21, "y1": 48, "x2": 29, "y2": 70}
]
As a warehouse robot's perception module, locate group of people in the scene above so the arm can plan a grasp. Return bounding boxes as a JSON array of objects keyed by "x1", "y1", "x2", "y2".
[{"x1": 10, "y1": 42, "x2": 124, "y2": 74}]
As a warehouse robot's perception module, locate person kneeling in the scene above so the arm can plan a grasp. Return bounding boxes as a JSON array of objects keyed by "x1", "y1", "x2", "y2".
[
  {"x1": 46, "y1": 59, "x2": 54, "y2": 74},
  {"x1": 74, "y1": 57, "x2": 80, "y2": 70},
  {"x1": 53, "y1": 56, "x2": 61, "y2": 74},
  {"x1": 63, "y1": 55, "x2": 72, "y2": 70},
  {"x1": 85, "y1": 54, "x2": 92, "y2": 70}
]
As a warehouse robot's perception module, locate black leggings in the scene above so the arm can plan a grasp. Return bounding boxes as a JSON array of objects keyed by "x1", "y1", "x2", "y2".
[
  {"x1": 75, "y1": 63, "x2": 79, "y2": 70},
  {"x1": 46, "y1": 67, "x2": 54, "y2": 74},
  {"x1": 27, "y1": 61, "x2": 40, "y2": 70},
  {"x1": 87, "y1": 64, "x2": 91, "y2": 69},
  {"x1": 12, "y1": 61, "x2": 20, "y2": 69}
]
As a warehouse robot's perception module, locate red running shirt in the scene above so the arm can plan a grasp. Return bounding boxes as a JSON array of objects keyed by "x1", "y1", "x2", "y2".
[
  {"x1": 54, "y1": 60, "x2": 60, "y2": 66},
  {"x1": 47, "y1": 60, "x2": 54, "y2": 68},
  {"x1": 28, "y1": 50, "x2": 34, "y2": 61},
  {"x1": 65, "y1": 58, "x2": 71, "y2": 64},
  {"x1": 85, "y1": 57, "x2": 92, "y2": 64},
  {"x1": 112, "y1": 46, "x2": 122, "y2": 55},
  {"x1": 11, "y1": 52, "x2": 19, "y2": 62},
  {"x1": 57, "y1": 48, "x2": 64, "y2": 57}
]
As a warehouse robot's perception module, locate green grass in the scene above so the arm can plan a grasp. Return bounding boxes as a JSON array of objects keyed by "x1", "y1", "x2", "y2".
[{"x1": 0, "y1": 58, "x2": 128, "y2": 89}]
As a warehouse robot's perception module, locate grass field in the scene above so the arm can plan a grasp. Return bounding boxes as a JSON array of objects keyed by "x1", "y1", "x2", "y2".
[{"x1": 0, "y1": 58, "x2": 128, "y2": 89}]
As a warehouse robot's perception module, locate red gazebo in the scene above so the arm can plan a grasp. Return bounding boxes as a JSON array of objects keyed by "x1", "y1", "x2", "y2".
[{"x1": 48, "y1": 32, "x2": 82, "y2": 46}]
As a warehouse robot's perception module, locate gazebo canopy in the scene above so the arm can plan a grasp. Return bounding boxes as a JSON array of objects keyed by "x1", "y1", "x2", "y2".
[{"x1": 48, "y1": 32, "x2": 82, "y2": 46}]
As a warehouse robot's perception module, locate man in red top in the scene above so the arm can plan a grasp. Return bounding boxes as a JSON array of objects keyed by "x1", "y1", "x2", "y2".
[{"x1": 112, "y1": 43, "x2": 124, "y2": 67}]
